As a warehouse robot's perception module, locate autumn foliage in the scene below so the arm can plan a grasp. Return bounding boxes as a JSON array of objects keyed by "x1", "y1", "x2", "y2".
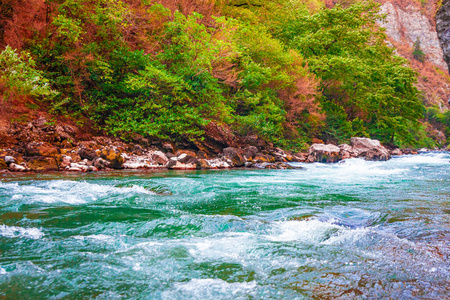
[{"x1": 0, "y1": 0, "x2": 447, "y2": 148}]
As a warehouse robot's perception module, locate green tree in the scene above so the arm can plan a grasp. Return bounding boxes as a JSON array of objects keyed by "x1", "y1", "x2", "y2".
[
  {"x1": 274, "y1": 1, "x2": 423, "y2": 146},
  {"x1": 0, "y1": 46, "x2": 57, "y2": 98},
  {"x1": 412, "y1": 37, "x2": 426, "y2": 63}
]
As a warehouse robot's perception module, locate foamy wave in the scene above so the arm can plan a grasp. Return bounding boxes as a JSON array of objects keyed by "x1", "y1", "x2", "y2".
[
  {"x1": 187, "y1": 233, "x2": 255, "y2": 261},
  {"x1": 320, "y1": 226, "x2": 370, "y2": 245},
  {"x1": 2, "y1": 180, "x2": 156, "y2": 205},
  {"x1": 0, "y1": 224, "x2": 44, "y2": 239},
  {"x1": 74, "y1": 234, "x2": 115, "y2": 241},
  {"x1": 169, "y1": 278, "x2": 257, "y2": 298},
  {"x1": 267, "y1": 219, "x2": 340, "y2": 243},
  {"x1": 393, "y1": 153, "x2": 450, "y2": 165}
]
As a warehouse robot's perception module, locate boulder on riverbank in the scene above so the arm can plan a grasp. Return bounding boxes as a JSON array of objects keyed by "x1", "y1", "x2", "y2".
[
  {"x1": 3, "y1": 115, "x2": 429, "y2": 172},
  {"x1": 307, "y1": 144, "x2": 341, "y2": 163},
  {"x1": 307, "y1": 137, "x2": 391, "y2": 163},
  {"x1": 350, "y1": 137, "x2": 391, "y2": 161}
]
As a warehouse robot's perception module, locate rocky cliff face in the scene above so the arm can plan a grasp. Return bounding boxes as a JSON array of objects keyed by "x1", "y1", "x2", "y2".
[
  {"x1": 379, "y1": 2, "x2": 448, "y2": 71},
  {"x1": 437, "y1": 0, "x2": 450, "y2": 71}
]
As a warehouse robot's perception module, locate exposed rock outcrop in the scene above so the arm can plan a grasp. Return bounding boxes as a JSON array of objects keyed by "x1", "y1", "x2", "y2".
[
  {"x1": 223, "y1": 147, "x2": 246, "y2": 167},
  {"x1": 380, "y1": 2, "x2": 448, "y2": 71},
  {"x1": 350, "y1": 137, "x2": 391, "y2": 161},
  {"x1": 307, "y1": 138, "x2": 391, "y2": 162},
  {"x1": 307, "y1": 144, "x2": 341, "y2": 163},
  {"x1": 437, "y1": 0, "x2": 450, "y2": 71}
]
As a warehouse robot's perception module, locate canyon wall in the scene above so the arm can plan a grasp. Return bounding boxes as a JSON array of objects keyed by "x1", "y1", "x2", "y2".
[
  {"x1": 379, "y1": 2, "x2": 448, "y2": 71},
  {"x1": 437, "y1": 0, "x2": 450, "y2": 71}
]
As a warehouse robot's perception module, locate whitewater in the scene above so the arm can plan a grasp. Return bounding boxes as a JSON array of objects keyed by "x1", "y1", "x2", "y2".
[{"x1": 0, "y1": 152, "x2": 448, "y2": 299}]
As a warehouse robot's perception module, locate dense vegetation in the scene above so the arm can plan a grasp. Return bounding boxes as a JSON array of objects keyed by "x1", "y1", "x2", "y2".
[{"x1": 0, "y1": 0, "x2": 448, "y2": 149}]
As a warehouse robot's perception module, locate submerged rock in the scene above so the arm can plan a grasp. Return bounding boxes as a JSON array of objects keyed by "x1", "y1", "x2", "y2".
[{"x1": 307, "y1": 144, "x2": 341, "y2": 163}]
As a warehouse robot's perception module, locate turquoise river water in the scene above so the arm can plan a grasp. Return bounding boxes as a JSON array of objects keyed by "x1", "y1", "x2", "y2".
[{"x1": 0, "y1": 152, "x2": 449, "y2": 299}]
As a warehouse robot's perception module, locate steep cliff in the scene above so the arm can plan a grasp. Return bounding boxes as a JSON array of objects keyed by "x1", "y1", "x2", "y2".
[
  {"x1": 380, "y1": 2, "x2": 447, "y2": 71},
  {"x1": 375, "y1": 1, "x2": 450, "y2": 110},
  {"x1": 437, "y1": 0, "x2": 450, "y2": 71}
]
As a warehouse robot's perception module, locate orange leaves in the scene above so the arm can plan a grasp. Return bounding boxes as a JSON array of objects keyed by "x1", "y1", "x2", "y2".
[{"x1": 0, "y1": 0, "x2": 50, "y2": 49}]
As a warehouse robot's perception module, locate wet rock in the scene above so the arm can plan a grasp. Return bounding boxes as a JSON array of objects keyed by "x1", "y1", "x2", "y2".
[
  {"x1": 25, "y1": 142, "x2": 59, "y2": 157},
  {"x1": 223, "y1": 147, "x2": 245, "y2": 167},
  {"x1": 87, "y1": 166, "x2": 98, "y2": 172},
  {"x1": 77, "y1": 159, "x2": 90, "y2": 166},
  {"x1": 307, "y1": 144, "x2": 341, "y2": 163},
  {"x1": 391, "y1": 148, "x2": 403, "y2": 156},
  {"x1": 167, "y1": 157, "x2": 198, "y2": 170},
  {"x1": 176, "y1": 154, "x2": 201, "y2": 169},
  {"x1": 254, "y1": 162, "x2": 274, "y2": 169},
  {"x1": 122, "y1": 153, "x2": 165, "y2": 169},
  {"x1": 252, "y1": 162, "x2": 292, "y2": 169},
  {"x1": 253, "y1": 155, "x2": 276, "y2": 163},
  {"x1": 350, "y1": 137, "x2": 391, "y2": 161},
  {"x1": 339, "y1": 144, "x2": 357, "y2": 160},
  {"x1": 273, "y1": 150, "x2": 288, "y2": 162},
  {"x1": 123, "y1": 159, "x2": 151, "y2": 169},
  {"x1": 293, "y1": 153, "x2": 308, "y2": 162}
]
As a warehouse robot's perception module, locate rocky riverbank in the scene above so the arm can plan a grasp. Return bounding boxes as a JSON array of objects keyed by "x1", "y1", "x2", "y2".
[{"x1": 0, "y1": 117, "x2": 445, "y2": 173}]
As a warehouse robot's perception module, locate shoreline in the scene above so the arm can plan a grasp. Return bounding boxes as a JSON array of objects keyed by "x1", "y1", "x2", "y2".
[
  {"x1": 1, "y1": 149, "x2": 448, "y2": 176},
  {"x1": 1, "y1": 117, "x2": 449, "y2": 174}
]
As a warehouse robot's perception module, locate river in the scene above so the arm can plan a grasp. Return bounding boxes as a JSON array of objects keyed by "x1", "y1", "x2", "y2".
[{"x1": 0, "y1": 152, "x2": 449, "y2": 299}]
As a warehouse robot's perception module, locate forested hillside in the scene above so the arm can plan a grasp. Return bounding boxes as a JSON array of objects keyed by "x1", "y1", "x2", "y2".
[{"x1": 1, "y1": 0, "x2": 449, "y2": 150}]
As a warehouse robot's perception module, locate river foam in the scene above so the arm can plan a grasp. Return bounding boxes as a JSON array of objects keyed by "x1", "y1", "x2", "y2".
[
  {"x1": 0, "y1": 179, "x2": 157, "y2": 206},
  {"x1": 0, "y1": 152, "x2": 448, "y2": 298},
  {"x1": 0, "y1": 224, "x2": 44, "y2": 239}
]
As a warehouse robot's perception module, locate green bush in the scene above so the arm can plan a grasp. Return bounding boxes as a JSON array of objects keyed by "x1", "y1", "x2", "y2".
[{"x1": 0, "y1": 46, "x2": 57, "y2": 98}]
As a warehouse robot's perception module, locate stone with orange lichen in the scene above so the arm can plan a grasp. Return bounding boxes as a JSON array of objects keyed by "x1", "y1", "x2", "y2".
[{"x1": 24, "y1": 141, "x2": 59, "y2": 157}]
